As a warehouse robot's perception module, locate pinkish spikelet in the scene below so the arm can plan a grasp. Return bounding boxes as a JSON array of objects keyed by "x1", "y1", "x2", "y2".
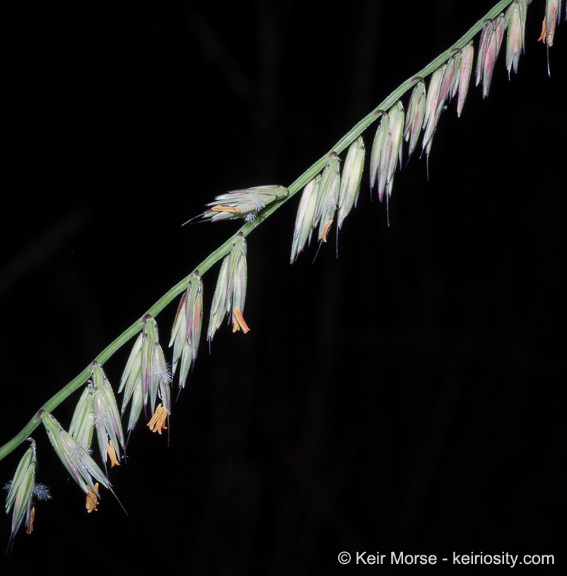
[
  {"x1": 169, "y1": 271, "x2": 203, "y2": 391},
  {"x1": 422, "y1": 65, "x2": 445, "y2": 154},
  {"x1": 404, "y1": 81, "x2": 426, "y2": 161},
  {"x1": 505, "y1": 2, "x2": 525, "y2": 78},
  {"x1": 537, "y1": 0, "x2": 561, "y2": 75},
  {"x1": 477, "y1": 15, "x2": 505, "y2": 99},
  {"x1": 208, "y1": 233, "x2": 248, "y2": 342},
  {"x1": 457, "y1": 42, "x2": 474, "y2": 117},
  {"x1": 539, "y1": 0, "x2": 562, "y2": 47}
]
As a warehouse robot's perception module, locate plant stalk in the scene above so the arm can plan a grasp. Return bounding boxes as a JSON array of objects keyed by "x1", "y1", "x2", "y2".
[{"x1": 0, "y1": 0, "x2": 517, "y2": 464}]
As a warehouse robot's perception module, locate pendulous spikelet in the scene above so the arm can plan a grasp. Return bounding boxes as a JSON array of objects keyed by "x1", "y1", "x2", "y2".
[
  {"x1": 91, "y1": 362, "x2": 126, "y2": 468},
  {"x1": 422, "y1": 65, "x2": 445, "y2": 162},
  {"x1": 68, "y1": 383, "x2": 96, "y2": 451},
  {"x1": 290, "y1": 175, "x2": 320, "y2": 263},
  {"x1": 369, "y1": 111, "x2": 387, "y2": 198},
  {"x1": 41, "y1": 412, "x2": 114, "y2": 501},
  {"x1": 505, "y1": 1, "x2": 528, "y2": 78},
  {"x1": 537, "y1": 0, "x2": 561, "y2": 75},
  {"x1": 457, "y1": 42, "x2": 475, "y2": 117},
  {"x1": 208, "y1": 232, "x2": 248, "y2": 343},
  {"x1": 404, "y1": 80, "x2": 426, "y2": 161},
  {"x1": 313, "y1": 152, "x2": 341, "y2": 243},
  {"x1": 338, "y1": 137, "x2": 365, "y2": 232},
  {"x1": 69, "y1": 364, "x2": 125, "y2": 470},
  {"x1": 370, "y1": 102, "x2": 405, "y2": 203},
  {"x1": 169, "y1": 270, "x2": 203, "y2": 391},
  {"x1": 538, "y1": 0, "x2": 562, "y2": 47},
  {"x1": 476, "y1": 15, "x2": 506, "y2": 99},
  {"x1": 4, "y1": 439, "x2": 50, "y2": 551},
  {"x1": 119, "y1": 315, "x2": 172, "y2": 435}
]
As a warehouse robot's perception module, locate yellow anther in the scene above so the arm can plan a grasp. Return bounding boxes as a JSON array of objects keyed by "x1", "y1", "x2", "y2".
[
  {"x1": 86, "y1": 483, "x2": 100, "y2": 513},
  {"x1": 322, "y1": 220, "x2": 333, "y2": 243},
  {"x1": 107, "y1": 440, "x2": 120, "y2": 468},
  {"x1": 211, "y1": 205, "x2": 241, "y2": 213},
  {"x1": 232, "y1": 307, "x2": 251, "y2": 334},
  {"x1": 147, "y1": 403, "x2": 168, "y2": 435}
]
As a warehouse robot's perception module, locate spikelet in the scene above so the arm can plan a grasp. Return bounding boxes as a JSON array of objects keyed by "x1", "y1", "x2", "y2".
[
  {"x1": 421, "y1": 65, "x2": 447, "y2": 172},
  {"x1": 68, "y1": 383, "x2": 95, "y2": 450},
  {"x1": 41, "y1": 412, "x2": 112, "y2": 499},
  {"x1": 189, "y1": 185, "x2": 289, "y2": 224},
  {"x1": 370, "y1": 101, "x2": 405, "y2": 202},
  {"x1": 476, "y1": 15, "x2": 505, "y2": 99},
  {"x1": 385, "y1": 102, "x2": 405, "y2": 200},
  {"x1": 69, "y1": 363, "x2": 125, "y2": 470},
  {"x1": 404, "y1": 81, "x2": 426, "y2": 161},
  {"x1": 338, "y1": 137, "x2": 365, "y2": 231},
  {"x1": 119, "y1": 315, "x2": 172, "y2": 434},
  {"x1": 290, "y1": 175, "x2": 320, "y2": 263},
  {"x1": 91, "y1": 362, "x2": 125, "y2": 468},
  {"x1": 505, "y1": 1, "x2": 529, "y2": 78},
  {"x1": 208, "y1": 233, "x2": 248, "y2": 343},
  {"x1": 538, "y1": 0, "x2": 562, "y2": 48},
  {"x1": 314, "y1": 152, "x2": 341, "y2": 243},
  {"x1": 457, "y1": 42, "x2": 475, "y2": 117},
  {"x1": 369, "y1": 111, "x2": 388, "y2": 198},
  {"x1": 4, "y1": 439, "x2": 51, "y2": 551},
  {"x1": 169, "y1": 271, "x2": 203, "y2": 391}
]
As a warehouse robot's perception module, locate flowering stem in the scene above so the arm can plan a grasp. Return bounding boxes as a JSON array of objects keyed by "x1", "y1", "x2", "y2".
[{"x1": 0, "y1": 0, "x2": 517, "y2": 464}]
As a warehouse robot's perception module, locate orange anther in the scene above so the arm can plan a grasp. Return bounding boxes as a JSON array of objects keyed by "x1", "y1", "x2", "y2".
[
  {"x1": 232, "y1": 307, "x2": 250, "y2": 334},
  {"x1": 211, "y1": 205, "x2": 241, "y2": 213},
  {"x1": 322, "y1": 220, "x2": 333, "y2": 243}
]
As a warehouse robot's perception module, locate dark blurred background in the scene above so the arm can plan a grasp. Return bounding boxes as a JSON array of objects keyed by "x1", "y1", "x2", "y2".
[{"x1": 1, "y1": 1, "x2": 565, "y2": 574}]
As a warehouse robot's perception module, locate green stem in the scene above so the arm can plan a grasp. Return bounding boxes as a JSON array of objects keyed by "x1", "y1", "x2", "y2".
[{"x1": 0, "y1": 0, "x2": 516, "y2": 464}]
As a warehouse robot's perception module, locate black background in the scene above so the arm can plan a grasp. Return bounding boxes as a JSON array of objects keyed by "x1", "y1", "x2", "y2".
[{"x1": 1, "y1": 1, "x2": 566, "y2": 574}]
